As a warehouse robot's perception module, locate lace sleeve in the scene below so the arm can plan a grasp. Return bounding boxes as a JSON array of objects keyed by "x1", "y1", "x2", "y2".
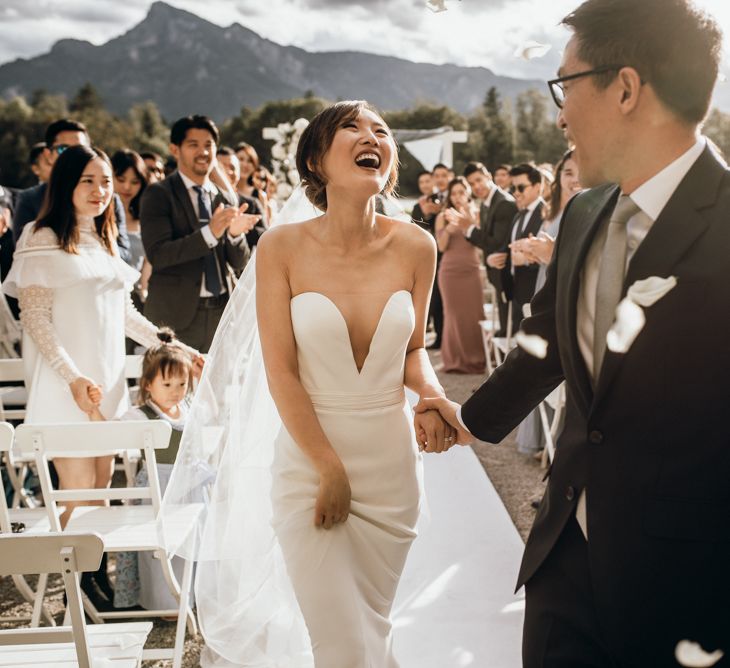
[
  {"x1": 124, "y1": 293, "x2": 163, "y2": 349},
  {"x1": 18, "y1": 285, "x2": 81, "y2": 384},
  {"x1": 124, "y1": 294, "x2": 199, "y2": 357}
]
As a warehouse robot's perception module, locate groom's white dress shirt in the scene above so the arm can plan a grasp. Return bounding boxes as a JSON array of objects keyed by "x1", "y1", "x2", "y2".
[{"x1": 455, "y1": 137, "x2": 706, "y2": 539}]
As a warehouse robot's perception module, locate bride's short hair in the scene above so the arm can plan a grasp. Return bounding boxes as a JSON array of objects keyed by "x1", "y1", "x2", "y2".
[{"x1": 296, "y1": 100, "x2": 398, "y2": 211}]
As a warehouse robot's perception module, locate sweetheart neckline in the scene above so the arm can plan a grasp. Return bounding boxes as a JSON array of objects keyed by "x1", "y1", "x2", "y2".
[{"x1": 290, "y1": 290, "x2": 412, "y2": 376}]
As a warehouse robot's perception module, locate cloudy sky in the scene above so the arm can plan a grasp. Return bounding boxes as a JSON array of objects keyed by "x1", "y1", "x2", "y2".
[{"x1": 0, "y1": 0, "x2": 729, "y2": 83}]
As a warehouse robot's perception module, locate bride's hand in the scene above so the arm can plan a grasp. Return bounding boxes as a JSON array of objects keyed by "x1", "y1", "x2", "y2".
[
  {"x1": 315, "y1": 464, "x2": 351, "y2": 529},
  {"x1": 414, "y1": 408, "x2": 456, "y2": 453}
]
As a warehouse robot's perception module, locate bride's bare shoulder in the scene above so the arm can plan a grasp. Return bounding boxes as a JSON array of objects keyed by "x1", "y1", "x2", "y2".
[
  {"x1": 256, "y1": 217, "x2": 321, "y2": 260},
  {"x1": 384, "y1": 216, "x2": 436, "y2": 257}
]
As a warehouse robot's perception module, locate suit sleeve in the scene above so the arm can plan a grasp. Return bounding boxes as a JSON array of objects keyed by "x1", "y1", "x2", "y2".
[
  {"x1": 465, "y1": 225, "x2": 488, "y2": 252},
  {"x1": 12, "y1": 190, "x2": 37, "y2": 241},
  {"x1": 224, "y1": 232, "x2": 250, "y2": 270},
  {"x1": 461, "y1": 220, "x2": 566, "y2": 443},
  {"x1": 140, "y1": 184, "x2": 212, "y2": 270},
  {"x1": 488, "y1": 200, "x2": 519, "y2": 253},
  {"x1": 113, "y1": 195, "x2": 132, "y2": 264}
]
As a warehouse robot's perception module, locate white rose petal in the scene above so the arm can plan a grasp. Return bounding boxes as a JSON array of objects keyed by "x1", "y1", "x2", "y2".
[
  {"x1": 426, "y1": 0, "x2": 448, "y2": 12},
  {"x1": 514, "y1": 40, "x2": 552, "y2": 61},
  {"x1": 675, "y1": 640, "x2": 724, "y2": 667},
  {"x1": 515, "y1": 331, "x2": 548, "y2": 359},
  {"x1": 293, "y1": 118, "x2": 309, "y2": 132},
  {"x1": 277, "y1": 122, "x2": 292, "y2": 134},
  {"x1": 627, "y1": 275, "x2": 677, "y2": 308},
  {"x1": 606, "y1": 298, "x2": 645, "y2": 353},
  {"x1": 271, "y1": 144, "x2": 287, "y2": 161}
]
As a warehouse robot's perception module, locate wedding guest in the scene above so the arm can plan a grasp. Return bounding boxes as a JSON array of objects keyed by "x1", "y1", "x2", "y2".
[
  {"x1": 411, "y1": 170, "x2": 441, "y2": 232},
  {"x1": 503, "y1": 163, "x2": 545, "y2": 333},
  {"x1": 252, "y1": 166, "x2": 278, "y2": 224},
  {"x1": 215, "y1": 146, "x2": 265, "y2": 246},
  {"x1": 141, "y1": 115, "x2": 254, "y2": 352},
  {"x1": 140, "y1": 152, "x2": 165, "y2": 184},
  {"x1": 12, "y1": 119, "x2": 132, "y2": 264},
  {"x1": 235, "y1": 142, "x2": 259, "y2": 199},
  {"x1": 3, "y1": 145, "x2": 199, "y2": 607},
  {"x1": 90, "y1": 329, "x2": 194, "y2": 612},
  {"x1": 29, "y1": 142, "x2": 52, "y2": 184},
  {"x1": 456, "y1": 161, "x2": 517, "y2": 336},
  {"x1": 435, "y1": 177, "x2": 485, "y2": 373},
  {"x1": 419, "y1": 1, "x2": 729, "y2": 664},
  {"x1": 493, "y1": 164, "x2": 512, "y2": 191},
  {"x1": 431, "y1": 163, "x2": 451, "y2": 200},
  {"x1": 111, "y1": 150, "x2": 151, "y2": 307}
]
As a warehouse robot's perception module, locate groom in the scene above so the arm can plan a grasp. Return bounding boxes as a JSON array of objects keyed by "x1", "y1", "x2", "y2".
[{"x1": 419, "y1": 0, "x2": 730, "y2": 666}]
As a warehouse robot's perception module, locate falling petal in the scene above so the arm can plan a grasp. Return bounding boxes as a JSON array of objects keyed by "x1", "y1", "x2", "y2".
[
  {"x1": 719, "y1": 73, "x2": 727, "y2": 84},
  {"x1": 514, "y1": 40, "x2": 552, "y2": 61},
  {"x1": 515, "y1": 331, "x2": 548, "y2": 359},
  {"x1": 606, "y1": 298, "x2": 645, "y2": 353},
  {"x1": 627, "y1": 275, "x2": 677, "y2": 308},
  {"x1": 675, "y1": 640, "x2": 724, "y2": 667},
  {"x1": 426, "y1": 0, "x2": 448, "y2": 12}
]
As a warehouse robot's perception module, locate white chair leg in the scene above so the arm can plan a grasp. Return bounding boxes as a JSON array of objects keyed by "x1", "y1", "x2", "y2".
[
  {"x1": 158, "y1": 550, "x2": 197, "y2": 636},
  {"x1": 173, "y1": 558, "x2": 194, "y2": 668},
  {"x1": 30, "y1": 572, "x2": 54, "y2": 627}
]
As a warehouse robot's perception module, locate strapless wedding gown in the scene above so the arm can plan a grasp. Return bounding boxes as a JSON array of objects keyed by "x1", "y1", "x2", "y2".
[{"x1": 271, "y1": 289, "x2": 424, "y2": 667}]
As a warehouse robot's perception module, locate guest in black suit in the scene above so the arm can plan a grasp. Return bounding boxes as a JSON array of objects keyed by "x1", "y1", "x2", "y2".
[
  {"x1": 13, "y1": 119, "x2": 131, "y2": 263},
  {"x1": 29, "y1": 142, "x2": 52, "y2": 185},
  {"x1": 453, "y1": 162, "x2": 517, "y2": 336},
  {"x1": 411, "y1": 170, "x2": 440, "y2": 232},
  {"x1": 503, "y1": 163, "x2": 545, "y2": 333},
  {"x1": 141, "y1": 116, "x2": 255, "y2": 352},
  {"x1": 215, "y1": 146, "x2": 265, "y2": 247},
  {"x1": 418, "y1": 1, "x2": 729, "y2": 666}
]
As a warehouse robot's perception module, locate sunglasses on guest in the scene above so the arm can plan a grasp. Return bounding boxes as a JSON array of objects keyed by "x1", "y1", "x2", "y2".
[
  {"x1": 510, "y1": 184, "x2": 533, "y2": 194},
  {"x1": 52, "y1": 144, "x2": 70, "y2": 156}
]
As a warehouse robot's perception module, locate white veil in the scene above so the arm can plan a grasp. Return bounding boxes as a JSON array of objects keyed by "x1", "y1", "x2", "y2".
[{"x1": 160, "y1": 185, "x2": 321, "y2": 667}]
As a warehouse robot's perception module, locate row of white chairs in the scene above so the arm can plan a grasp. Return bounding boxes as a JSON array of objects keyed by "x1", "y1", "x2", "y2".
[{"x1": 0, "y1": 419, "x2": 202, "y2": 667}]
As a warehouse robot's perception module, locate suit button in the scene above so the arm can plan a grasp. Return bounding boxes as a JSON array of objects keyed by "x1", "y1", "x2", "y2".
[
  {"x1": 589, "y1": 430, "x2": 603, "y2": 445},
  {"x1": 565, "y1": 486, "x2": 575, "y2": 501}
]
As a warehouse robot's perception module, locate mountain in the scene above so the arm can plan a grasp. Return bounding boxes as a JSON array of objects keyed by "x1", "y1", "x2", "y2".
[{"x1": 0, "y1": 1, "x2": 547, "y2": 122}]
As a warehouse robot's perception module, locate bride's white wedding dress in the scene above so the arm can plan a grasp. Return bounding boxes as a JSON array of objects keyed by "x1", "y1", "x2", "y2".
[
  {"x1": 162, "y1": 188, "x2": 424, "y2": 667},
  {"x1": 272, "y1": 289, "x2": 423, "y2": 666}
]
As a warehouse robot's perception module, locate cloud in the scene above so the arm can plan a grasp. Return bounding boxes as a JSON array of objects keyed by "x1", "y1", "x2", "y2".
[{"x1": 0, "y1": 0, "x2": 727, "y2": 89}]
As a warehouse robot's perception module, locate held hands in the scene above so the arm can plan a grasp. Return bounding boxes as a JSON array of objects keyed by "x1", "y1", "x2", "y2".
[
  {"x1": 414, "y1": 409, "x2": 457, "y2": 453},
  {"x1": 69, "y1": 377, "x2": 102, "y2": 414},
  {"x1": 414, "y1": 396, "x2": 474, "y2": 446},
  {"x1": 315, "y1": 462, "x2": 351, "y2": 530}
]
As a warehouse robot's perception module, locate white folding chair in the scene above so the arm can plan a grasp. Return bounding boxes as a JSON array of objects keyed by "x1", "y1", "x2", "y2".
[
  {"x1": 14, "y1": 421, "x2": 203, "y2": 668},
  {"x1": 538, "y1": 382, "x2": 566, "y2": 467},
  {"x1": 0, "y1": 532, "x2": 151, "y2": 668},
  {"x1": 0, "y1": 421, "x2": 55, "y2": 627}
]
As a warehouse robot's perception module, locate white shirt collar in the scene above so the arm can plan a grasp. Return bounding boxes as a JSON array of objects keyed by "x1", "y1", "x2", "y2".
[
  {"x1": 629, "y1": 137, "x2": 705, "y2": 221},
  {"x1": 524, "y1": 196, "x2": 543, "y2": 216},
  {"x1": 485, "y1": 185, "x2": 497, "y2": 207},
  {"x1": 178, "y1": 170, "x2": 215, "y2": 195}
]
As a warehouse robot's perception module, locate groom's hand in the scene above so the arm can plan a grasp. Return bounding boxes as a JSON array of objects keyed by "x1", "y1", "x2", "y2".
[{"x1": 415, "y1": 396, "x2": 475, "y2": 445}]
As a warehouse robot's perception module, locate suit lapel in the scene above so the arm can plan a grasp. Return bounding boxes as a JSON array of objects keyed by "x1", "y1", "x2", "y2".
[
  {"x1": 563, "y1": 185, "x2": 620, "y2": 416},
  {"x1": 592, "y1": 146, "x2": 723, "y2": 408},
  {"x1": 171, "y1": 172, "x2": 199, "y2": 232}
]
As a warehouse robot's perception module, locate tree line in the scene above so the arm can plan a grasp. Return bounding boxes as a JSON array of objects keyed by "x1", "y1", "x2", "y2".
[{"x1": 1, "y1": 83, "x2": 729, "y2": 195}]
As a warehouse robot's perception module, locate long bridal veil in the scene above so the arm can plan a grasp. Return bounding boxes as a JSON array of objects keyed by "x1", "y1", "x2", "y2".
[{"x1": 160, "y1": 186, "x2": 320, "y2": 667}]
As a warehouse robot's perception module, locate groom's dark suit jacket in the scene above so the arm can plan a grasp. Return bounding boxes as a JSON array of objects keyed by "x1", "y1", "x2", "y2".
[
  {"x1": 462, "y1": 145, "x2": 730, "y2": 661},
  {"x1": 140, "y1": 171, "x2": 250, "y2": 331}
]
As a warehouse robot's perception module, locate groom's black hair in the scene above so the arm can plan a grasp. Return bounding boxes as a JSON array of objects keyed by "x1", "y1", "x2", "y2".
[{"x1": 562, "y1": 0, "x2": 722, "y2": 124}]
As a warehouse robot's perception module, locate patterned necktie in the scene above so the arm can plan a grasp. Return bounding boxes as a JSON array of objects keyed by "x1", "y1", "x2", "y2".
[
  {"x1": 193, "y1": 185, "x2": 223, "y2": 297},
  {"x1": 592, "y1": 195, "x2": 640, "y2": 378}
]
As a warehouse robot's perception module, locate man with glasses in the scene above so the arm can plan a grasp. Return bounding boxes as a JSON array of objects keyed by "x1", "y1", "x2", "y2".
[
  {"x1": 417, "y1": 0, "x2": 728, "y2": 665},
  {"x1": 502, "y1": 163, "x2": 544, "y2": 333},
  {"x1": 13, "y1": 119, "x2": 131, "y2": 263}
]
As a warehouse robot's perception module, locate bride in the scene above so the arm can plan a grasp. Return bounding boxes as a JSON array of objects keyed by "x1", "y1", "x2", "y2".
[{"x1": 163, "y1": 101, "x2": 460, "y2": 667}]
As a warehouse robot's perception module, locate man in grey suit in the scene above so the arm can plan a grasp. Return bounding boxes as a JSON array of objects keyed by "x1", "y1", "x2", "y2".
[
  {"x1": 452, "y1": 161, "x2": 517, "y2": 336},
  {"x1": 140, "y1": 115, "x2": 257, "y2": 352}
]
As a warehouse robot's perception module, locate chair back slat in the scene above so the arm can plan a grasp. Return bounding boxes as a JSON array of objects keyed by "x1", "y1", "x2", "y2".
[
  {"x1": 0, "y1": 422, "x2": 14, "y2": 452},
  {"x1": 0, "y1": 533, "x2": 103, "y2": 576},
  {"x1": 14, "y1": 421, "x2": 172, "y2": 456}
]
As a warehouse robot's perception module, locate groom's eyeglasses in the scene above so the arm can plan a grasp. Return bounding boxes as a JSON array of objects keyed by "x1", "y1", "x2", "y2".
[{"x1": 547, "y1": 65, "x2": 626, "y2": 109}]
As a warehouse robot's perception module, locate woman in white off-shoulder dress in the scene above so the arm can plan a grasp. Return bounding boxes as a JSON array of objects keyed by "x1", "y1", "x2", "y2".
[{"x1": 3, "y1": 145, "x2": 200, "y2": 529}]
